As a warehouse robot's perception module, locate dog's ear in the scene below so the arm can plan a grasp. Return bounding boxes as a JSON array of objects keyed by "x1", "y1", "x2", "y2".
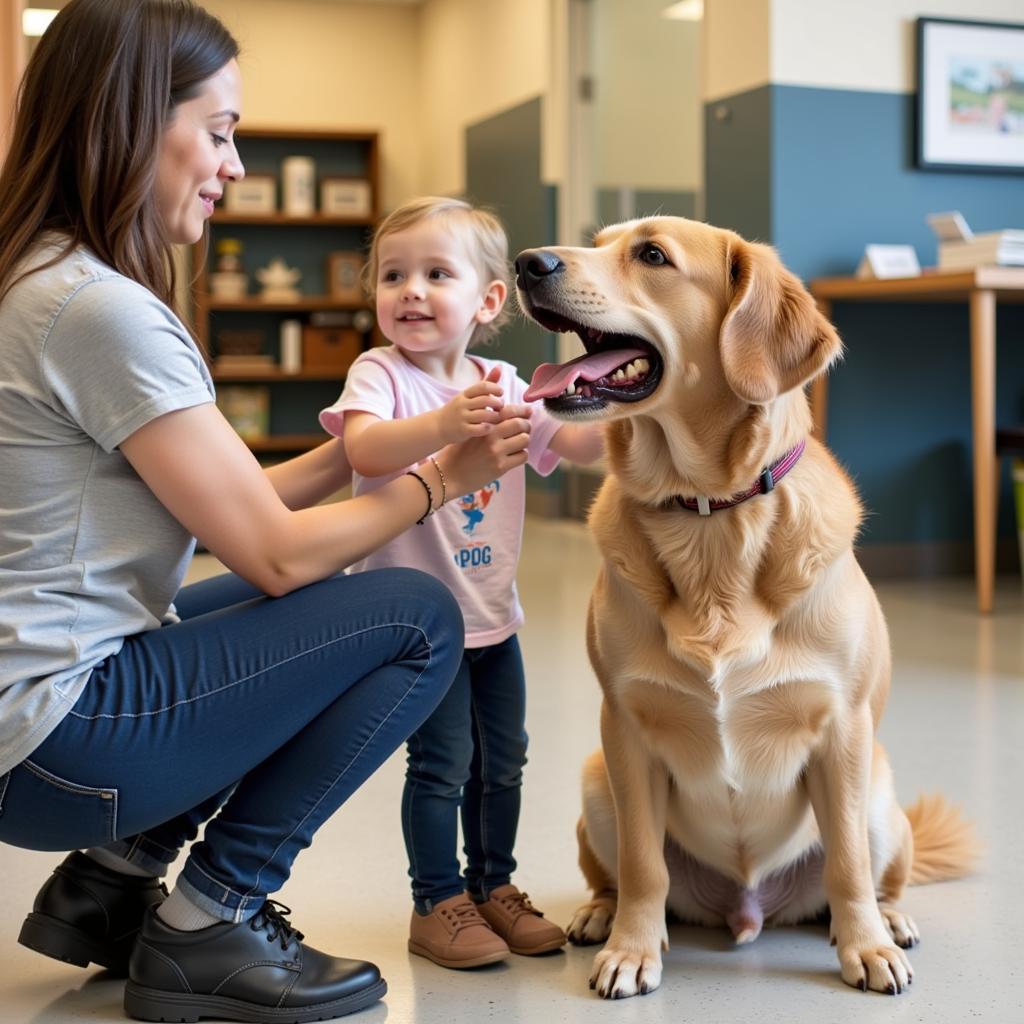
[{"x1": 719, "y1": 239, "x2": 842, "y2": 404}]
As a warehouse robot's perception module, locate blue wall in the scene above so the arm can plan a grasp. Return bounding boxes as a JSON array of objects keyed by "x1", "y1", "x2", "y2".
[{"x1": 707, "y1": 84, "x2": 1024, "y2": 551}]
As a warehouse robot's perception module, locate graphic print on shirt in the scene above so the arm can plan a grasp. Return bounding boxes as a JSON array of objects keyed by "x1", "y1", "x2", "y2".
[{"x1": 453, "y1": 480, "x2": 500, "y2": 571}]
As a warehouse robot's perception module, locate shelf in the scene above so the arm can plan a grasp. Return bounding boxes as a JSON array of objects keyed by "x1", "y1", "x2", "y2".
[
  {"x1": 192, "y1": 127, "x2": 379, "y2": 458},
  {"x1": 211, "y1": 213, "x2": 374, "y2": 227},
  {"x1": 212, "y1": 368, "x2": 347, "y2": 382},
  {"x1": 245, "y1": 434, "x2": 330, "y2": 453},
  {"x1": 202, "y1": 297, "x2": 370, "y2": 312}
]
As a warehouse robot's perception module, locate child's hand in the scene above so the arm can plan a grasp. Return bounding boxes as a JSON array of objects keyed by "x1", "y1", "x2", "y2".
[{"x1": 436, "y1": 366, "x2": 504, "y2": 444}]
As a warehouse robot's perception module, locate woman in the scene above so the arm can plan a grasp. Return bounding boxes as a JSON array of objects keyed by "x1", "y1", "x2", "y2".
[{"x1": 0, "y1": 2, "x2": 532, "y2": 1021}]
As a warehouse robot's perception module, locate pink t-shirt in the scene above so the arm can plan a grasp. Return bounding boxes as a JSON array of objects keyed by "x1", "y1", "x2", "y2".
[{"x1": 319, "y1": 346, "x2": 562, "y2": 648}]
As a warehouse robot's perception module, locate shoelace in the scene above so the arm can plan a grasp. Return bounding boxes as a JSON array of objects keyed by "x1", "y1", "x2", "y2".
[
  {"x1": 495, "y1": 890, "x2": 540, "y2": 919},
  {"x1": 440, "y1": 899, "x2": 488, "y2": 934},
  {"x1": 249, "y1": 899, "x2": 304, "y2": 951}
]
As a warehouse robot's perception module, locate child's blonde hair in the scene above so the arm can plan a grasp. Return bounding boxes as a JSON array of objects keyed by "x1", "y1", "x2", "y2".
[{"x1": 364, "y1": 196, "x2": 511, "y2": 347}]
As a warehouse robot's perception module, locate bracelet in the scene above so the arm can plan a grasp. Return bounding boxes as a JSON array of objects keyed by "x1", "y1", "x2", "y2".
[
  {"x1": 428, "y1": 456, "x2": 447, "y2": 510},
  {"x1": 405, "y1": 470, "x2": 434, "y2": 525}
]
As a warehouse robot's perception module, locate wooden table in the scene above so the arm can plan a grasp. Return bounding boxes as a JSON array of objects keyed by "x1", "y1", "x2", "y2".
[{"x1": 809, "y1": 266, "x2": 1024, "y2": 613}]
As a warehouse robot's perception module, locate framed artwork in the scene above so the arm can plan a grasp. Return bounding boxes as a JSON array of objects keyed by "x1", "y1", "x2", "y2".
[
  {"x1": 320, "y1": 177, "x2": 373, "y2": 218},
  {"x1": 916, "y1": 17, "x2": 1024, "y2": 173},
  {"x1": 224, "y1": 175, "x2": 276, "y2": 213},
  {"x1": 326, "y1": 251, "x2": 366, "y2": 304}
]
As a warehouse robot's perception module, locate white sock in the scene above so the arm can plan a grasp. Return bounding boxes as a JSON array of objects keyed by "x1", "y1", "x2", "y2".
[
  {"x1": 156, "y1": 887, "x2": 223, "y2": 931},
  {"x1": 85, "y1": 847, "x2": 157, "y2": 878}
]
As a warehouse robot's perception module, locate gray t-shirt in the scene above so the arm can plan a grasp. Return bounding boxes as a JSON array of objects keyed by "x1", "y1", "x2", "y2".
[{"x1": 0, "y1": 241, "x2": 215, "y2": 774}]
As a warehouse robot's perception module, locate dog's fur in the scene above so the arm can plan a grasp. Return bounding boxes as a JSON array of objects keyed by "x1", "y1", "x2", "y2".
[{"x1": 515, "y1": 218, "x2": 978, "y2": 1000}]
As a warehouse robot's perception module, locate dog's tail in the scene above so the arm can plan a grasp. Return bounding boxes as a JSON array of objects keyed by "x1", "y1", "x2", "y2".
[{"x1": 906, "y1": 793, "x2": 981, "y2": 884}]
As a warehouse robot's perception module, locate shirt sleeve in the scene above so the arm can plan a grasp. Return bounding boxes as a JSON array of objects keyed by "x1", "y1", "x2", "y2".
[
  {"x1": 319, "y1": 353, "x2": 398, "y2": 437},
  {"x1": 508, "y1": 369, "x2": 562, "y2": 478},
  {"x1": 40, "y1": 276, "x2": 214, "y2": 453}
]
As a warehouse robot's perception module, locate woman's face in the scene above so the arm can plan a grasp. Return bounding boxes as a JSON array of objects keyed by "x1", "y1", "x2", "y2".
[{"x1": 155, "y1": 59, "x2": 244, "y2": 245}]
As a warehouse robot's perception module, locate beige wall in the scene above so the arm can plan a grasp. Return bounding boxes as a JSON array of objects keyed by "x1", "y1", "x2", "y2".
[
  {"x1": 203, "y1": 0, "x2": 421, "y2": 210},
  {"x1": 703, "y1": 0, "x2": 771, "y2": 103},
  {"x1": 1, "y1": 0, "x2": 25, "y2": 159},
  {"x1": 705, "y1": 0, "x2": 1024, "y2": 102},
  {"x1": 417, "y1": 0, "x2": 551, "y2": 197},
  {"x1": 773, "y1": 0, "x2": 1024, "y2": 93},
  {"x1": 204, "y1": 0, "x2": 553, "y2": 205},
  {"x1": 592, "y1": 0, "x2": 701, "y2": 192}
]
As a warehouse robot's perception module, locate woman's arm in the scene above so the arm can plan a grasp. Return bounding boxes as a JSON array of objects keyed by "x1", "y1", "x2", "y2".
[
  {"x1": 548, "y1": 422, "x2": 605, "y2": 465},
  {"x1": 263, "y1": 438, "x2": 352, "y2": 510},
  {"x1": 120, "y1": 403, "x2": 530, "y2": 596},
  {"x1": 262, "y1": 438, "x2": 354, "y2": 509}
]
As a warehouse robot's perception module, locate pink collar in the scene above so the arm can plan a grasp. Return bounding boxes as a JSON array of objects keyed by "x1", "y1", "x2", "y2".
[{"x1": 670, "y1": 439, "x2": 806, "y2": 516}]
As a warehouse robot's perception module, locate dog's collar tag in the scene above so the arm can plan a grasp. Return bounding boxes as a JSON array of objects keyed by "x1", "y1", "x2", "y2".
[{"x1": 669, "y1": 439, "x2": 807, "y2": 515}]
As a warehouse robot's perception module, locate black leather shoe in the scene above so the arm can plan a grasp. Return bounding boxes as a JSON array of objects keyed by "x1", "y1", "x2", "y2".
[
  {"x1": 18, "y1": 851, "x2": 167, "y2": 974},
  {"x1": 124, "y1": 901, "x2": 386, "y2": 1023}
]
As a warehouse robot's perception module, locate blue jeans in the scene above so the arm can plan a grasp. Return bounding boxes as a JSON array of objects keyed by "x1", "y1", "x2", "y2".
[
  {"x1": 0, "y1": 569, "x2": 462, "y2": 923},
  {"x1": 401, "y1": 635, "x2": 528, "y2": 912}
]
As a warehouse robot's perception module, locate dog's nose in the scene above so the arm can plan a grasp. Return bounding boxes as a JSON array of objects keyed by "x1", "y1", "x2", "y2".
[{"x1": 515, "y1": 248, "x2": 564, "y2": 288}]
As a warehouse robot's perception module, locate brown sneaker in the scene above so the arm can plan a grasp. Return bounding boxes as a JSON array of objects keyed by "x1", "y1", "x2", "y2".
[
  {"x1": 408, "y1": 893, "x2": 510, "y2": 969},
  {"x1": 474, "y1": 885, "x2": 567, "y2": 955}
]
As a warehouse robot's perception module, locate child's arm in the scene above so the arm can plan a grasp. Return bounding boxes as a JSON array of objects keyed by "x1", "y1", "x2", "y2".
[
  {"x1": 345, "y1": 367, "x2": 505, "y2": 478},
  {"x1": 548, "y1": 422, "x2": 605, "y2": 465}
]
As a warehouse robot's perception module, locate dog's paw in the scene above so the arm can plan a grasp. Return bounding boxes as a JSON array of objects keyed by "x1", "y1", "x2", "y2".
[
  {"x1": 879, "y1": 904, "x2": 920, "y2": 949},
  {"x1": 567, "y1": 897, "x2": 616, "y2": 945},
  {"x1": 589, "y1": 944, "x2": 662, "y2": 999},
  {"x1": 836, "y1": 937, "x2": 913, "y2": 994}
]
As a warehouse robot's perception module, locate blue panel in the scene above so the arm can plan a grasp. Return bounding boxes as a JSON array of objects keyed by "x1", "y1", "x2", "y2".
[
  {"x1": 704, "y1": 87, "x2": 772, "y2": 242},
  {"x1": 772, "y1": 86, "x2": 1024, "y2": 280},
  {"x1": 770, "y1": 84, "x2": 1024, "y2": 546},
  {"x1": 465, "y1": 97, "x2": 558, "y2": 378},
  {"x1": 466, "y1": 99, "x2": 561, "y2": 495}
]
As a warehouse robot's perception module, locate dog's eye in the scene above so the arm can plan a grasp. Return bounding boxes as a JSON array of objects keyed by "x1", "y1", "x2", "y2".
[{"x1": 639, "y1": 244, "x2": 668, "y2": 266}]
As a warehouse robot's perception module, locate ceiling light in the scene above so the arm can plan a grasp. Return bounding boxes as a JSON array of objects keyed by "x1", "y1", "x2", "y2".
[{"x1": 663, "y1": 0, "x2": 703, "y2": 21}]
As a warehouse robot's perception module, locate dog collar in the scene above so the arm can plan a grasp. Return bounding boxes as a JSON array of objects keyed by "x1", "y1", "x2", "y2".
[{"x1": 669, "y1": 439, "x2": 806, "y2": 516}]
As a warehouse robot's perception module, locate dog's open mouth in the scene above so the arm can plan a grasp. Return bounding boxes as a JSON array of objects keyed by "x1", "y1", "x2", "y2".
[{"x1": 523, "y1": 307, "x2": 662, "y2": 413}]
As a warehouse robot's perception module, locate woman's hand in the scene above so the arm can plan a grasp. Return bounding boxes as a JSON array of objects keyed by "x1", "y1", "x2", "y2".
[
  {"x1": 438, "y1": 402, "x2": 532, "y2": 497},
  {"x1": 435, "y1": 365, "x2": 504, "y2": 444}
]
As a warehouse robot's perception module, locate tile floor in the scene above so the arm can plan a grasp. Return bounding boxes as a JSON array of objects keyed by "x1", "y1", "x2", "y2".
[{"x1": 1, "y1": 517, "x2": 1022, "y2": 1023}]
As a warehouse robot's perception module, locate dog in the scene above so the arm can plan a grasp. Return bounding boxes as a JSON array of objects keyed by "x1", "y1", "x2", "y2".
[{"x1": 514, "y1": 217, "x2": 978, "y2": 1000}]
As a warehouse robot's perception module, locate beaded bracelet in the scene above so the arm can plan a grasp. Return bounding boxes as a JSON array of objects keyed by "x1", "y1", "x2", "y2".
[
  {"x1": 405, "y1": 470, "x2": 434, "y2": 525},
  {"x1": 428, "y1": 456, "x2": 447, "y2": 509}
]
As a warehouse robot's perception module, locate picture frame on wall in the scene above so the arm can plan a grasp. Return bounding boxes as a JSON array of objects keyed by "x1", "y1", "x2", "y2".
[
  {"x1": 326, "y1": 251, "x2": 366, "y2": 304},
  {"x1": 320, "y1": 177, "x2": 373, "y2": 218},
  {"x1": 916, "y1": 16, "x2": 1024, "y2": 173}
]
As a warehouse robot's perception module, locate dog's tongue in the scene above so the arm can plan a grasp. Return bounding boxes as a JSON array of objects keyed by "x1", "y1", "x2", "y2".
[{"x1": 525, "y1": 347, "x2": 647, "y2": 402}]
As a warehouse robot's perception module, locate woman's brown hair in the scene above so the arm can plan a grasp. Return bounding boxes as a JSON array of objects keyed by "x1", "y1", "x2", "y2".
[{"x1": 0, "y1": 0, "x2": 238, "y2": 308}]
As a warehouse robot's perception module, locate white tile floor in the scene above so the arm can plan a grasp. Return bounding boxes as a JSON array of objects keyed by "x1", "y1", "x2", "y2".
[{"x1": 2, "y1": 517, "x2": 1022, "y2": 1023}]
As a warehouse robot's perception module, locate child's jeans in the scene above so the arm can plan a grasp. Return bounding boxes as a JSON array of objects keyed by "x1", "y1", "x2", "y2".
[
  {"x1": 401, "y1": 634, "x2": 528, "y2": 912},
  {"x1": 0, "y1": 568, "x2": 462, "y2": 923}
]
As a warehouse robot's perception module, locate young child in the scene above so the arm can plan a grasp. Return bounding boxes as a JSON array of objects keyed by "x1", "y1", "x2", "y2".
[{"x1": 319, "y1": 197, "x2": 603, "y2": 969}]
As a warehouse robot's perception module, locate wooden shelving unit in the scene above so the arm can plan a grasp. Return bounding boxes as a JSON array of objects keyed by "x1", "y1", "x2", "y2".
[{"x1": 192, "y1": 128, "x2": 379, "y2": 454}]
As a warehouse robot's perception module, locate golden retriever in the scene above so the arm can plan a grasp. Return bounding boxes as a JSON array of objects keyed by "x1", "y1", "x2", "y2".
[{"x1": 514, "y1": 217, "x2": 978, "y2": 1000}]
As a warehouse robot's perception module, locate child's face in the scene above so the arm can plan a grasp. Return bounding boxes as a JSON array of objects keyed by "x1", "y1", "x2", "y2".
[{"x1": 375, "y1": 220, "x2": 498, "y2": 357}]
